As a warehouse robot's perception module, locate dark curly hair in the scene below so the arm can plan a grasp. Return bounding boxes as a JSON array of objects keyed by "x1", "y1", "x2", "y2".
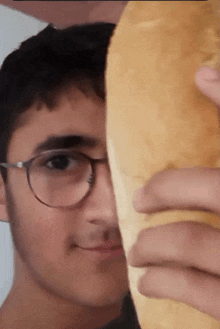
[{"x1": 0, "y1": 22, "x2": 116, "y2": 183}]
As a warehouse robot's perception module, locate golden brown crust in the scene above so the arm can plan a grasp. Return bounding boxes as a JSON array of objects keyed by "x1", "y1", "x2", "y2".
[{"x1": 106, "y1": 1, "x2": 219, "y2": 328}]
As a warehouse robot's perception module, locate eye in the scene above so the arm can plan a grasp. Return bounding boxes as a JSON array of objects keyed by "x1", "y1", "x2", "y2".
[
  {"x1": 45, "y1": 155, "x2": 78, "y2": 171},
  {"x1": 87, "y1": 173, "x2": 94, "y2": 186}
]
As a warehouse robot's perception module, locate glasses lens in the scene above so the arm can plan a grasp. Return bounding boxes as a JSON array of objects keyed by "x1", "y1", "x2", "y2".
[{"x1": 29, "y1": 151, "x2": 93, "y2": 207}]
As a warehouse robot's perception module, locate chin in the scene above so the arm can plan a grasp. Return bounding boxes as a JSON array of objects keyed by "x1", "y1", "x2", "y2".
[
  {"x1": 71, "y1": 272, "x2": 129, "y2": 308},
  {"x1": 39, "y1": 252, "x2": 129, "y2": 308},
  {"x1": 77, "y1": 288, "x2": 129, "y2": 308}
]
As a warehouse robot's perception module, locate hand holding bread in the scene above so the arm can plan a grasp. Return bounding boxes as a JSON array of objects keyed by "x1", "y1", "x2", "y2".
[
  {"x1": 106, "y1": 1, "x2": 219, "y2": 328},
  {"x1": 127, "y1": 66, "x2": 220, "y2": 320}
]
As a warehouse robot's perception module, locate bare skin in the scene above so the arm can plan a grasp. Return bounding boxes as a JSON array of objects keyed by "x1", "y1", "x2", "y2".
[
  {"x1": 0, "y1": 1, "x2": 128, "y2": 27},
  {"x1": 0, "y1": 65, "x2": 219, "y2": 326},
  {"x1": 129, "y1": 67, "x2": 220, "y2": 320},
  {"x1": 0, "y1": 88, "x2": 129, "y2": 329}
]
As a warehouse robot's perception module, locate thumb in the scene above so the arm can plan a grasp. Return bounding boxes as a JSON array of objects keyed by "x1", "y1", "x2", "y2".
[{"x1": 195, "y1": 66, "x2": 220, "y2": 110}]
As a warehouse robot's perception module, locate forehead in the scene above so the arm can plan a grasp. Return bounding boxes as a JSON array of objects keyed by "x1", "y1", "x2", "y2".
[{"x1": 7, "y1": 88, "x2": 107, "y2": 162}]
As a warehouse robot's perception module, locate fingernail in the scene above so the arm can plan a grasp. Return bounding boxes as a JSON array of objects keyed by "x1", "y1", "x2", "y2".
[
  {"x1": 127, "y1": 247, "x2": 135, "y2": 265},
  {"x1": 133, "y1": 188, "x2": 146, "y2": 210},
  {"x1": 202, "y1": 66, "x2": 219, "y2": 81},
  {"x1": 133, "y1": 187, "x2": 145, "y2": 201},
  {"x1": 133, "y1": 188, "x2": 158, "y2": 212}
]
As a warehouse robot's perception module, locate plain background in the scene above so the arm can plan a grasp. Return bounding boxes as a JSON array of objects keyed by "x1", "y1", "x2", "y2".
[
  {"x1": 0, "y1": 4, "x2": 47, "y2": 306},
  {"x1": 0, "y1": 1, "x2": 127, "y2": 28}
]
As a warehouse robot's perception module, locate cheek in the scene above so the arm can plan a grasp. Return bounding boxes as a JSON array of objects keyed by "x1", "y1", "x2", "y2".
[
  {"x1": 10, "y1": 203, "x2": 72, "y2": 289},
  {"x1": 17, "y1": 208, "x2": 67, "y2": 260},
  {"x1": 7, "y1": 186, "x2": 129, "y2": 303},
  {"x1": 7, "y1": 176, "x2": 69, "y2": 266},
  {"x1": 7, "y1": 171, "x2": 77, "y2": 268},
  {"x1": 9, "y1": 169, "x2": 35, "y2": 208}
]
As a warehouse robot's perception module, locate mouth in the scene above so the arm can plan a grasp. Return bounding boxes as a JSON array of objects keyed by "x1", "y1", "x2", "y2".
[
  {"x1": 84, "y1": 244, "x2": 123, "y2": 251},
  {"x1": 80, "y1": 245, "x2": 125, "y2": 260}
]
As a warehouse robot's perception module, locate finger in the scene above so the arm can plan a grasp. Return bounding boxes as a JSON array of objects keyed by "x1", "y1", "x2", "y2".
[
  {"x1": 128, "y1": 221, "x2": 220, "y2": 277},
  {"x1": 133, "y1": 167, "x2": 220, "y2": 215},
  {"x1": 138, "y1": 265, "x2": 220, "y2": 320},
  {"x1": 195, "y1": 66, "x2": 220, "y2": 110}
]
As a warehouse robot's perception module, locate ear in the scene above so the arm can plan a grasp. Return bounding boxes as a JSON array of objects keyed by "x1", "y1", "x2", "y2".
[{"x1": 0, "y1": 174, "x2": 9, "y2": 223}]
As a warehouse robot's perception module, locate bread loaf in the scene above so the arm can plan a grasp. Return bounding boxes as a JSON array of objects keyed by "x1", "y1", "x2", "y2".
[{"x1": 106, "y1": 1, "x2": 219, "y2": 328}]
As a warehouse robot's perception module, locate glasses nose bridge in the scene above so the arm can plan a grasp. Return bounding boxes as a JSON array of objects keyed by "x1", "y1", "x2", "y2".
[
  {"x1": 93, "y1": 157, "x2": 108, "y2": 164},
  {"x1": 91, "y1": 157, "x2": 108, "y2": 171}
]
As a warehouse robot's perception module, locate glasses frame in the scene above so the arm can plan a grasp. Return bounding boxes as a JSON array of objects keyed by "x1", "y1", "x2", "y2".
[{"x1": 0, "y1": 149, "x2": 107, "y2": 208}]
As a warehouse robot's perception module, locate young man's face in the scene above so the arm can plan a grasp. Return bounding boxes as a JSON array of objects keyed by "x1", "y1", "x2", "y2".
[{"x1": 5, "y1": 87, "x2": 129, "y2": 308}]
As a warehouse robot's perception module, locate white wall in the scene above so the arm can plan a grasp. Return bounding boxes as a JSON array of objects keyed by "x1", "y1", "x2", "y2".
[{"x1": 0, "y1": 4, "x2": 47, "y2": 306}]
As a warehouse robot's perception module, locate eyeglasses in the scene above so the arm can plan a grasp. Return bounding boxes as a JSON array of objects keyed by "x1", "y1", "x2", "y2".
[{"x1": 0, "y1": 149, "x2": 107, "y2": 208}]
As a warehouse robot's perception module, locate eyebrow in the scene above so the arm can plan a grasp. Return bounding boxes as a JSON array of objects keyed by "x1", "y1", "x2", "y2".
[{"x1": 32, "y1": 134, "x2": 100, "y2": 156}]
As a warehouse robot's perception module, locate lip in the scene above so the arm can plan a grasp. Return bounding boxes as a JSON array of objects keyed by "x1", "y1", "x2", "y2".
[
  {"x1": 81, "y1": 245, "x2": 125, "y2": 260},
  {"x1": 84, "y1": 245, "x2": 123, "y2": 251}
]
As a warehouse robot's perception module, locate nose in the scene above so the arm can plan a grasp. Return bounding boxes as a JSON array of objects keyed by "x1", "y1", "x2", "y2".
[{"x1": 80, "y1": 160, "x2": 119, "y2": 227}]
